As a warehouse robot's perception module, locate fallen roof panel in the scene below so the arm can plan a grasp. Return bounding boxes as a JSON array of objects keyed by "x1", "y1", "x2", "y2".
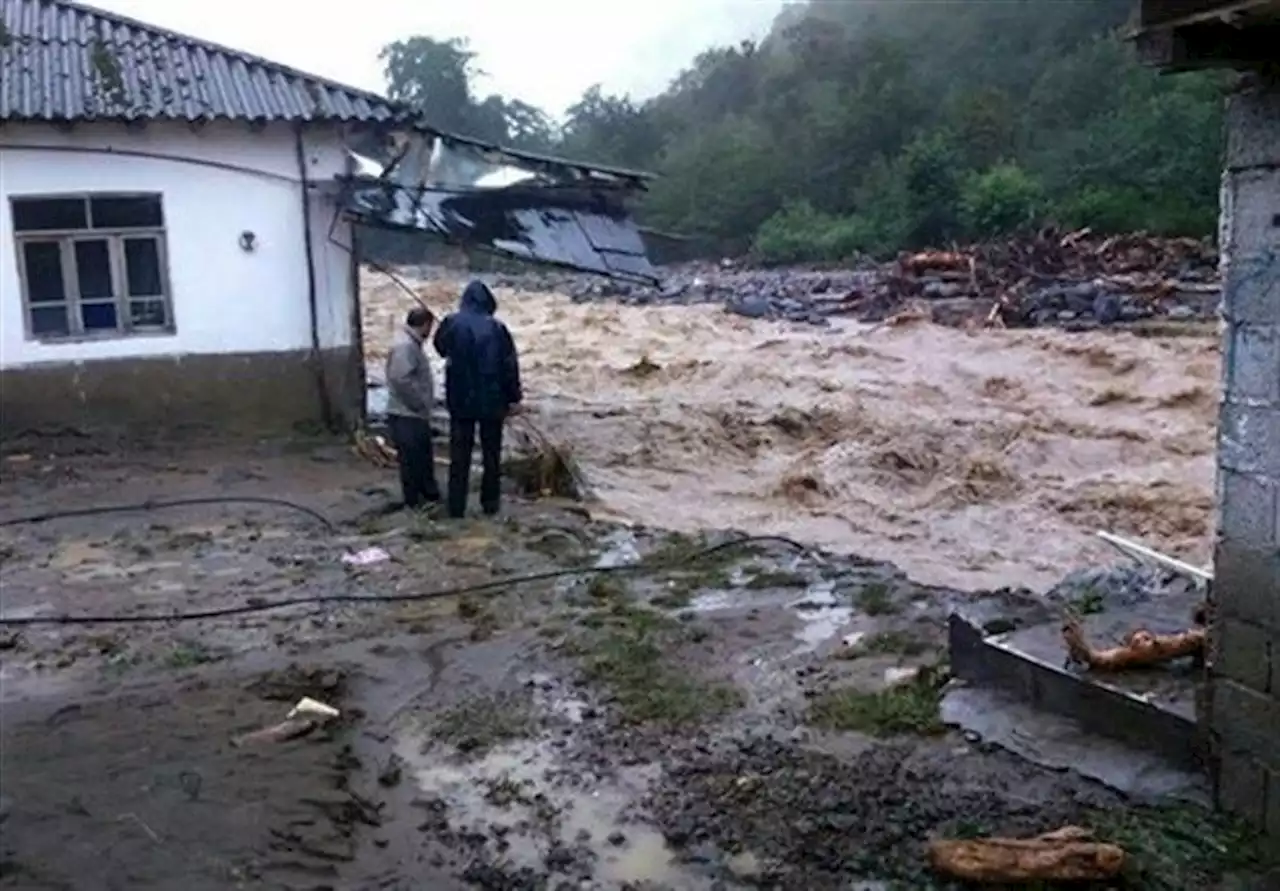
[{"x1": 342, "y1": 179, "x2": 658, "y2": 284}]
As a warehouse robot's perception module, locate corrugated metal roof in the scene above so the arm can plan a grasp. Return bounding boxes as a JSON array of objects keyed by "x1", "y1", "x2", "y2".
[{"x1": 0, "y1": 0, "x2": 410, "y2": 124}]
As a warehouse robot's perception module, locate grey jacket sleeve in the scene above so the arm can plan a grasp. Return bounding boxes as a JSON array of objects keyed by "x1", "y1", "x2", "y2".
[{"x1": 386, "y1": 342, "x2": 430, "y2": 414}]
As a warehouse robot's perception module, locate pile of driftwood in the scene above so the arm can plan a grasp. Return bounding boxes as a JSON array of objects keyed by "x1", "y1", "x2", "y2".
[{"x1": 847, "y1": 227, "x2": 1219, "y2": 327}]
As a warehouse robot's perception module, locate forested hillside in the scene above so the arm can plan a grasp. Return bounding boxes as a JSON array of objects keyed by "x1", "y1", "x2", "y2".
[{"x1": 377, "y1": 0, "x2": 1228, "y2": 264}]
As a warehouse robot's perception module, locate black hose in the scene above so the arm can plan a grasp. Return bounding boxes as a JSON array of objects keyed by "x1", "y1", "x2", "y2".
[
  {"x1": 0, "y1": 496, "x2": 336, "y2": 532},
  {"x1": 0, "y1": 535, "x2": 810, "y2": 627}
]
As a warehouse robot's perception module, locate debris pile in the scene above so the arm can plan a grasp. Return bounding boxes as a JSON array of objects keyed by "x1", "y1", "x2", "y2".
[
  {"x1": 882, "y1": 228, "x2": 1220, "y2": 329},
  {"x1": 503, "y1": 416, "x2": 590, "y2": 500},
  {"x1": 448, "y1": 228, "x2": 1220, "y2": 330}
]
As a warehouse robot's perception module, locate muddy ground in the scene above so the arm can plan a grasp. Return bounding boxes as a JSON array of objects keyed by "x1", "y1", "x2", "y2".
[{"x1": 0, "y1": 435, "x2": 1272, "y2": 890}]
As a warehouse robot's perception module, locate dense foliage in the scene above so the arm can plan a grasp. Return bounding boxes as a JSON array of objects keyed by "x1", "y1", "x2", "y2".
[{"x1": 376, "y1": 0, "x2": 1228, "y2": 264}]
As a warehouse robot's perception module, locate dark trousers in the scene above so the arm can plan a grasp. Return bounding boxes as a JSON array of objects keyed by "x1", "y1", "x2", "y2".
[
  {"x1": 387, "y1": 415, "x2": 440, "y2": 509},
  {"x1": 447, "y1": 417, "x2": 503, "y2": 518}
]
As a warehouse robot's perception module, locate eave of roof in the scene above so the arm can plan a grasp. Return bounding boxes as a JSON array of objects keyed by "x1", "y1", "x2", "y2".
[
  {"x1": 0, "y1": 0, "x2": 409, "y2": 124},
  {"x1": 0, "y1": 0, "x2": 657, "y2": 182}
]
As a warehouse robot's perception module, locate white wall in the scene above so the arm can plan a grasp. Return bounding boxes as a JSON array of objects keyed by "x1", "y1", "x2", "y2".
[{"x1": 0, "y1": 120, "x2": 358, "y2": 369}]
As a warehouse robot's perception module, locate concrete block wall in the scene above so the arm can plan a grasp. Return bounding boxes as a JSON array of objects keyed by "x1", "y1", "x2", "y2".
[{"x1": 1212, "y1": 75, "x2": 1280, "y2": 835}]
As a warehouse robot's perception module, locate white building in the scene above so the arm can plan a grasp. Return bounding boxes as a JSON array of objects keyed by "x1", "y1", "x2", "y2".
[
  {"x1": 0, "y1": 0, "x2": 407, "y2": 434},
  {"x1": 0, "y1": 0, "x2": 658, "y2": 437}
]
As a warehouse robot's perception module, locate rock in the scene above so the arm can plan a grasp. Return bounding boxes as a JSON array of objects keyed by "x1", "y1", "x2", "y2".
[
  {"x1": 1092, "y1": 293, "x2": 1121, "y2": 324},
  {"x1": 727, "y1": 298, "x2": 774, "y2": 320}
]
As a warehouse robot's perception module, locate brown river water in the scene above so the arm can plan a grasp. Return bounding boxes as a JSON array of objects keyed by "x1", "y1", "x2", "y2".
[{"x1": 363, "y1": 272, "x2": 1220, "y2": 593}]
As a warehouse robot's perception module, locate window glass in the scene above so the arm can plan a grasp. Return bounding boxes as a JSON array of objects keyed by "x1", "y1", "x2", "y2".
[
  {"x1": 81, "y1": 302, "x2": 119, "y2": 331},
  {"x1": 74, "y1": 239, "x2": 114, "y2": 300},
  {"x1": 124, "y1": 238, "x2": 164, "y2": 296},
  {"x1": 30, "y1": 306, "x2": 70, "y2": 336},
  {"x1": 91, "y1": 195, "x2": 163, "y2": 229},
  {"x1": 12, "y1": 198, "x2": 88, "y2": 232},
  {"x1": 22, "y1": 241, "x2": 66, "y2": 304},
  {"x1": 129, "y1": 299, "x2": 169, "y2": 328}
]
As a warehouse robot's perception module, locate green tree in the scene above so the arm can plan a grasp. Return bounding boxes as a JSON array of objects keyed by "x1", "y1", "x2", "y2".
[{"x1": 960, "y1": 164, "x2": 1046, "y2": 238}]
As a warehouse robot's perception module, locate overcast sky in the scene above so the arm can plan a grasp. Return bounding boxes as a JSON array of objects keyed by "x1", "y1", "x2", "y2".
[{"x1": 90, "y1": 0, "x2": 787, "y2": 119}]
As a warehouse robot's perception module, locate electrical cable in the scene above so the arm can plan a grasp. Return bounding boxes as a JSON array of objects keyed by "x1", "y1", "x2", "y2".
[
  {"x1": 0, "y1": 534, "x2": 810, "y2": 627},
  {"x1": 0, "y1": 496, "x2": 337, "y2": 532}
]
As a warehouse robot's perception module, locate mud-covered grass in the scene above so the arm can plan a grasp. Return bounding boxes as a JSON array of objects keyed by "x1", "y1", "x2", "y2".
[
  {"x1": 808, "y1": 665, "x2": 948, "y2": 737},
  {"x1": 838, "y1": 629, "x2": 933, "y2": 659},
  {"x1": 743, "y1": 568, "x2": 809, "y2": 589},
  {"x1": 433, "y1": 691, "x2": 538, "y2": 754},
  {"x1": 567, "y1": 576, "x2": 742, "y2": 726},
  {"x1": 456, "y1": 593, "x2": 503, "y2": 640},
  {"x1": 854, "y1": 581, "x2": 901, "y2": 616},
  {"x1": 1092, "y1": 804, "x2": 1279, "y2": 890},
  {"x1": 645, "y1": 530, "x2": 754, "y2": 576}
]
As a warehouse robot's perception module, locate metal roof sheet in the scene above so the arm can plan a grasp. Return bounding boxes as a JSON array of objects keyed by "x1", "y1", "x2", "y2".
[{"x1": 0, "y1": 0, "x2": 409, "y2": 124}]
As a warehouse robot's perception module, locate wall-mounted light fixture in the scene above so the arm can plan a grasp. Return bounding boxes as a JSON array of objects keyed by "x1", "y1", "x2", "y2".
[{"x1": 239, "y1": 230, "x2": 257, "y2": 252}]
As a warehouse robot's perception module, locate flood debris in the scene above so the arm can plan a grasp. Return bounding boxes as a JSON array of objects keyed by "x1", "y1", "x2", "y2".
[
  {"x1": 1058, "y1": 530, "x2": 1210, "y2": 671},
  {"x1": 883, "y1": 228, "x2": 1218, "y2": 329},
  {"x1": 233, "y1": 697, "x2": 341, "y2": 746},
  {"x1": 928, "y1": 825, "x2": 1126, "y2": 883},
  {"x1": 447, "y1": 226, "x2": 1218, "y2": 330},
  {"x1": 342, "y1": 546, "x2": 392, "y2": 567},
  {"x1": 288, "y1": 697, "x2": 341, "y2": 721},
  {"x1": 353, "y1": 429, "x2": 398, "y2": 469},
  {"x1": 503, "y1": 417, "x2": 589, "y2": 500},
  {"x1": 1062, "y1": 617, "x2": 1206, "y2": 671}
]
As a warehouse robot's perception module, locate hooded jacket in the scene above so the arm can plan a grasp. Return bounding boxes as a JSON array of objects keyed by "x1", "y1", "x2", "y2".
[{"x1": 432, "y1": 281, "x2": 522, "y2": 420}]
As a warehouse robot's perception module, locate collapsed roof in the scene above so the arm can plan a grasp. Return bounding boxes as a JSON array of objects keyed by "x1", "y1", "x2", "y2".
[{"x1": 340, "y1": 133, "x2": 658, "y2": 284}]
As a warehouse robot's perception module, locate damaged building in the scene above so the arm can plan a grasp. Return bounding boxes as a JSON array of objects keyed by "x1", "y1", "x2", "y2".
[{"x1": 0, "y1": 0, "x2": 654, "y2": 436}]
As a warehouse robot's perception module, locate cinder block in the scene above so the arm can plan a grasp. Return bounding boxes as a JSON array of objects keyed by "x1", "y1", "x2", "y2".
[
  {"x1": 1221, "y1": 253, "x2": 1280, "y2": 327},
  {"x1": 1216, "y1": 618, "x2": 1273, "y2": 694},
  {"x1": 1221, "y1": 169, "x2": 1280, "y2": 256},
  {"x1": 1214, "y1": 540, "x2": 1280, "y2": 630},
  {"x1": 1272, "y1": 645, "x2": 1280, "y2": 699},
  {"x1": 1224, "y1": 325, "x2": 1280, "y2": 406},
  {"x1": 1219, "y1": 468, "x2": 1278, "y2": 549},
  {"x1": 1211, "y1": 679, "x2": 1280, "y2": 766},
  {"x1": 1217, "y1": 748, "x2": 1269, "y2": 828},
  {"x1": 1218, "y1": 403, "x2": 1280, "y2": 477},
  {"x1": 1226, "y1": 83, "x2": 1280, "y2": 172},
  {"x1": 1268, "y1": 767, "x2": 1280, "y2": 837}
]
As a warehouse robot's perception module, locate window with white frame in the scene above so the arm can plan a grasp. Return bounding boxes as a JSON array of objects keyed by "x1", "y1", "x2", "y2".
[{"x1": 11, "y1": 194, "x2": 174, "y2": 340}]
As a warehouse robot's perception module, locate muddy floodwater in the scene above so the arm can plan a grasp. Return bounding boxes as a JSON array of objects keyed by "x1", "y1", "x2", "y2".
[{"x1": 364, "y1": 272, "x2": 1220, "y2": 592}]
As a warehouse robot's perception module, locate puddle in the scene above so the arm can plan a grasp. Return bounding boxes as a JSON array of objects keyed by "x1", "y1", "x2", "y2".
[
  {"x1": 395, "y1": 731, "x2": 715, "y2": 887},
  {"x1": 594, "y1": 529, "x2": 641, "y2": 569},
  {"x1": 524, "y1": 672, "x2": 590, "y2": 724},
  {"x1": 789, "y1": 580, "x2": 856, "y2": 653},
  {"x1": 686, "y1": 577, "x2": 861, "y2": 656}
]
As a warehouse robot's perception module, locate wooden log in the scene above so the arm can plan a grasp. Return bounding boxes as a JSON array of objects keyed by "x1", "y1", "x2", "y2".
[
  {"x1": 1062, "y1": 618, "x2": 1205, "y2": 671},
  {"x1": 929, "y1": 826, "x2": 1126, "y2": 883}
]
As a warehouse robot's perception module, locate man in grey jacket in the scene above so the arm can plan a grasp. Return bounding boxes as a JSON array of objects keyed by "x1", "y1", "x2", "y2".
[{"x1": 384, "y1": 306, "x2": 441, "y2": 509}]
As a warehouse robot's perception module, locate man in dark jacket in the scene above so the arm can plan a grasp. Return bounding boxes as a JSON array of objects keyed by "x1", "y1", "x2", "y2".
[{"x1": 433, "y1": 280, "x2": 523, "y2": 518}]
